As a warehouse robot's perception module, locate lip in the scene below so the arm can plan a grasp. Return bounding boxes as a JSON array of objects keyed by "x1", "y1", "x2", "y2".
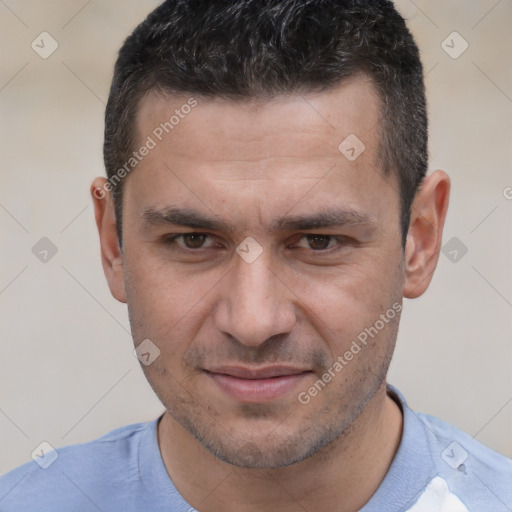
[
  {"x1": 207, "y1": 365, "x2": 311, "y2": 379},
  {"x1": 204, "y1": 366, "x2": 312, "y2": 402}
]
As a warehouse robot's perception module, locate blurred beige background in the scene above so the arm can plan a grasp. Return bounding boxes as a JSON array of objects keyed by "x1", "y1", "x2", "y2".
[{"x1": 0, "y1": 0, "x2": 511, "y2": 474}]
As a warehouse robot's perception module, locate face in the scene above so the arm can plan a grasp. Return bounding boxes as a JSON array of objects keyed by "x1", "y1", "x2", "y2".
[{"x1": 110, "y1": 76, "x2": 408, "y2": 468}]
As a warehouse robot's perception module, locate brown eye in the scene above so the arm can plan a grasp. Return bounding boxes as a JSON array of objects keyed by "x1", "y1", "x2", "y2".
[
  {"x1": 291, "y1": 234, "x2": 352, "y2": 255},
  {"x1": 163, "y1": 233, "x2": 215, "y2": 250},
  {"x1": 305, "y1": 235, "x2": 334, "y2": 250},
  {"x1": 181, "y1": 233, "x2": 208, "y2": 249}
]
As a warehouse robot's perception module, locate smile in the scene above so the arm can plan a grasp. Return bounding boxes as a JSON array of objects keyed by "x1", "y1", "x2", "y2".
[{"x1": 204, "y1": 367, "x2": 313, "y2": 403}]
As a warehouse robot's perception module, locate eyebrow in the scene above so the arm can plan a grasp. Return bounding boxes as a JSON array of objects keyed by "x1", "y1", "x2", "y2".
[{"x1": 141, "y1": 206, "x2": 376, "y2": 232}]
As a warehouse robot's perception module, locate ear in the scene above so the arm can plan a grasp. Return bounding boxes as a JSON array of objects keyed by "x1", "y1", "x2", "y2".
[
  {"x1": 403, "y1": 170, "x2": 450, "y2": 299},
  {"x1": 90, "y1": 178, "x2": 127, "y2": 303}
]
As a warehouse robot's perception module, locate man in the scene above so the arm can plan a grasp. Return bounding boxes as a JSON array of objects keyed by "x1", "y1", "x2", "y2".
[{"x1": 1, "y1": 1, "x2": 510, "y2": 510}]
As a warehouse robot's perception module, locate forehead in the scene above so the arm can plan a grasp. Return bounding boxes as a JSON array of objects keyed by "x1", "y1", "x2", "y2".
[
  {"x1": 124, "y1": 75, "x2": 398, "y2": 232},
  {"x1": 135, "y1": 74, "x2": 381, "y2": 164}
]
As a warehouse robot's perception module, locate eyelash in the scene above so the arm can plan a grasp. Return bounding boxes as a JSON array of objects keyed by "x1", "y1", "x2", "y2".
[{"x1": 162, "y1": 233, "x2": 350, "y2": 253}]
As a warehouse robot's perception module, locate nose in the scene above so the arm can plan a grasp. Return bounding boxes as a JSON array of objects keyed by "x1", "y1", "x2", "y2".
[{"x1": 213, "y1": 249, "x2": 297, "y2": 347}]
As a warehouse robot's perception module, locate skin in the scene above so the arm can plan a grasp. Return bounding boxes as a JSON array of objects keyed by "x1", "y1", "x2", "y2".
[{"x1": 91, "y1": 74, "x2": 450, "y2": 512}]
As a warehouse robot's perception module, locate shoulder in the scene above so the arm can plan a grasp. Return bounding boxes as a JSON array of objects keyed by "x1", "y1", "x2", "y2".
[
  {"x1": 404, "y1": 398, "x2": 512, "y2": 510},
  {"x1": 417, "y1": 410, "x2": 512, "y2": 473},
  {"x1": 0, "y1": 420, "x2": 157, "y2": 512}
]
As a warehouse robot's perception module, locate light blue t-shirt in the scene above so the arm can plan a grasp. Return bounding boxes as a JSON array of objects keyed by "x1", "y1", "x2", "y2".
[{"x1": 1, "y1": 385, "x2": 511, "y2": 511}]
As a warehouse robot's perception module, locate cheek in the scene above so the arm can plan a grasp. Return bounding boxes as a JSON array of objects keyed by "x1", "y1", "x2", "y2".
[
  {"x1": 294, "y1": 259, "x2": 400, "y2": 353},
  {"x1": 124, "y1": 238, "x2": 402, "y2": 350},
  {"x1": 123, "y1": 254, "x2": 220, "y2": 347}
]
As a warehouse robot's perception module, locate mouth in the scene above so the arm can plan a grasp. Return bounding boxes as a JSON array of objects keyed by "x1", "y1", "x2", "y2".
[{"x1": 204, "y1": 366, "x2": 313, "y2": 403}]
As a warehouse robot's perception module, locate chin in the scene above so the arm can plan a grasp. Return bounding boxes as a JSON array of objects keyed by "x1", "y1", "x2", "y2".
[
  {"x1": 182, "y1": 413, "x2": 346, "y2": 469},
  {"x1": 204, "y1": 436, "x2": 317, "y2": 469}
]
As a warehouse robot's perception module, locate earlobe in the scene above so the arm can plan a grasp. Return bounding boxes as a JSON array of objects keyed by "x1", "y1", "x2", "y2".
[
  {"x1": 90, "y1": 178, "x2": 127, "y2": 303},
  {"x1": 403, "y1": 170, "x2": 450, "y2": 299}
]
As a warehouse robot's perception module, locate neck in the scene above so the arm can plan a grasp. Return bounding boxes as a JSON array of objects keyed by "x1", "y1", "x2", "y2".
[{"x1": 158, "y1": 382, "x2": 403, "y2": 512}]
